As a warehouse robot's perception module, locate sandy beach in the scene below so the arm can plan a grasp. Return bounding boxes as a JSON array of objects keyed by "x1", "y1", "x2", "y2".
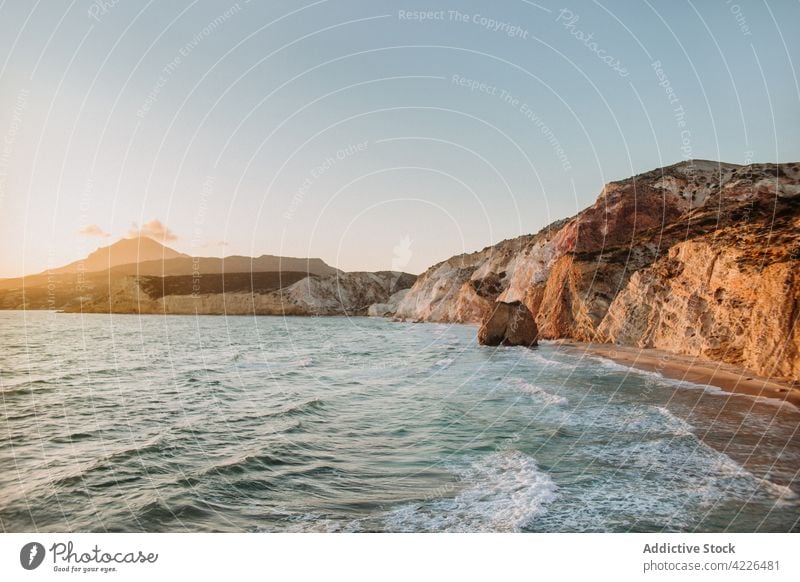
[{"x1": 556, "y1": 341, "x2": 800, "y2": 408}]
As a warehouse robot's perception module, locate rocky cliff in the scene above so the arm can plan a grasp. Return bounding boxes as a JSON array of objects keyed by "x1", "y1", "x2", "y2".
[
  {"x1": 394, "y1": 160, "x2": 800, "y2": 381},
  {"x1": 64, "y1": 270, "x2": 416, "y2": 316}
]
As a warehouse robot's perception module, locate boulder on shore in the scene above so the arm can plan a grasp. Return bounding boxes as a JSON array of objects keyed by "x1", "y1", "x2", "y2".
[{"x1": 478, "y1": 301, "x2": 539, "y2": 347}]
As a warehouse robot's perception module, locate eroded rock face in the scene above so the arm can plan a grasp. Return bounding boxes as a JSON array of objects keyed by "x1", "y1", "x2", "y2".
[
  {"x1": 597, "y1": 238, "x2": 800, "y2": 379},
  {"x1": 397, "y1": 160, "x2": 800, "y2": 380},
  {"x1": 68, "y1": 271, "x2": 417, "y2": 316},
  {"x1": 368, "y1": 289, "x2": 409, "y2": 317},
  {"x1": 478, "y1": 301, "x2": 539, "y2": 347},
  {"x1": 393, "y1": 224, "x2": 564, "y2": 323}
]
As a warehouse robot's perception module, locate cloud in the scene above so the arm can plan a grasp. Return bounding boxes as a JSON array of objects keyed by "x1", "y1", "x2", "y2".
[
  {"x1": 197, "y1": 240, "x2": 228, "y2": 249},
  {"x1": 78, "y1": 224, "x2": 110, "y2": 237},
  {"x1": 128, "y1": 219, "x2": 178, "y2": 242}
]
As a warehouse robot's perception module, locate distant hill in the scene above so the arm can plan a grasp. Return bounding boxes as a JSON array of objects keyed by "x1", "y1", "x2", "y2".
[
  {"x1": 51, "y1": 236, "x2": 188, "y2": 274},
  {"x1": 0, "y1": 236, "x2": 407, "y2": 314},
  {"x1": 0, "y1": 237, "x2": 341, "y2": 292},
  {"x1": 106, "y1": 255, "x2": 340, "y2": 278}
]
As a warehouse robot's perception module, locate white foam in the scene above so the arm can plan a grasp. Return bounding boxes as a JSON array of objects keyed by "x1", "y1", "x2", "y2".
[
  {"x1": 586, "y1": 433, "x2": 798, "y2": 513},
  {"x1": 653, "y1": 406, "x2": 694, "y2": 437},
  {"x1": 521, "y1": 350, "x2": 560, "y2": 368},
  {"x1": 507, "y1": 378, "x2": 567, "y2": 406},
  {"x1": 592, "y1": 355, "x2": 669, "y2": 381},
  {"x1": 677, "y1": 382, "x2": 798, "y2": 410},
  {"x1": 384, "y1": 450, "x2": 558, "y2": 532},
  {"x1": 705, "y1": 452, "x2": 798, "y2": 504},
  {"x1": 586, "y1": 355, "x2": 797, "y2": 409},
  {"x1": 557, "y1": 404, "x2": 695, "y2": 439},
  {"x1": 528, "y1": 430, "x2": 798, "y2": 532},
  {"x1": 278, "y1": 514, "x2": 363, "y2": 533}
]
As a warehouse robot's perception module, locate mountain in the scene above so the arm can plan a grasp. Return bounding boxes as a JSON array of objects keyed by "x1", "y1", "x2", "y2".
[
  {"x1": 392, "y1": 160, "x2": 800, "y2": 381},
  {"x1": 51, "y1": 236, "x2": 188, "y2": 274},
  {"x1": 0, "y1": 236, "x2": 414, "y2": 315},
  {"x1": 0, "y1": 238, "x2": 340, "y2": 292},
  {"x1": 104, "y1": 254, "x2": 340, "y2": 278}
]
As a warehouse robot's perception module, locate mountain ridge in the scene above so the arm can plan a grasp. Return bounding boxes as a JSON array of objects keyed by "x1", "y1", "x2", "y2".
[
  {"x1": 0, "y1": 236, "x2": 413, "y2": 316},
  {"x1": 50, "y1": 236, "x2": 188, "y2": 275},
  {"x1": 0, "y1": 237, "x2": 341, "y2": 290}
]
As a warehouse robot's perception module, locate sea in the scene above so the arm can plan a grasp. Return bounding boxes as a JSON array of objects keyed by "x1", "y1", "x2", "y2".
[{"x1": 1, "y1": 311, "x2": 798, "y2": 532}]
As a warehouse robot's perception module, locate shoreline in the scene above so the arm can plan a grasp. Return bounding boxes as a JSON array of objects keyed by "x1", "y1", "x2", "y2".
[{"x1": 555, "y1": 340, "x2": 800, "y2": 408}]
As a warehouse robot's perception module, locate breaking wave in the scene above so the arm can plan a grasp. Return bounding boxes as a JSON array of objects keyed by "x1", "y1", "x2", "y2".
[{"x1": 384, "y1": 451, "x2": 558, "y2": 532}]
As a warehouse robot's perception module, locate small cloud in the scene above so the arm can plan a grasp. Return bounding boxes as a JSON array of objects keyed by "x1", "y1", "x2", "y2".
[
  {"x1": 196, "y1": 240, "x2": 228, "y2": 249},
  {"x1": 78, "y1": 224, "x2": 110, "y2": 237},
  {"x1": 128, "y1": 219, "x2": 178, "y2": 242}
]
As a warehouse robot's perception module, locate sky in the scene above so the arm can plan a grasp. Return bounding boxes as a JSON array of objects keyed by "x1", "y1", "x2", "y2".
[{"x1": 0, "y1": 0, "x2": 798, "y2": 277}]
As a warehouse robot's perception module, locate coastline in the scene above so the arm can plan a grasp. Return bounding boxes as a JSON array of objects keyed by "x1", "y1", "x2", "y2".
[{"x1": 556, "y1": 340, "x2": 800, "y2": 408}]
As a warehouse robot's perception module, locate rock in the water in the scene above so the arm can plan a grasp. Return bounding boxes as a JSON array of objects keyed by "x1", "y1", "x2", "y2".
[{"x1": 478, "y1": 301, "x2": 539, "y2": 346}]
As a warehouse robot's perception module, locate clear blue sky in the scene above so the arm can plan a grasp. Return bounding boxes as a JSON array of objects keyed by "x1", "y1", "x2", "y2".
[{"x1": 0, "y1": 0, "x2": 798, "y2": 276}]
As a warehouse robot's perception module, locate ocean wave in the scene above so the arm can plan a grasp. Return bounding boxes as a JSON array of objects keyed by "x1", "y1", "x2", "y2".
[
  {"x1": 0, "y1": 378, "x2": 54, "y2": 396},
  {"x1": 555, "y1": 404, "x2": 694, "y2": 440},
  {"x1": 266, "y1": 513, "x2": 364, "y2": 533},
  {"x1": 235, "y1": 355, "x2": 314, "y2": 372},
  {"x1": 529, "y1": 433, "x2": 798, "y2": 533},
  {"x1": 521, "y1": 350, "x2": 560, "y2": 368},
  {"x1": 281, "y1": 397, "x2": 324, "y2": 417},
  {"x1": 705, "y1": 452, "x2": 798, "y2": 504},
  {"x1": 507, "y1": 378, "x2": 567, "y2": 406},
  {"x1": 101, "y1": 434, "x2": 168, "y2": 464},
  {"x1": 189, "y1": 451, "x2": 292, "y2": 480},
  {"x1": 670, "y1": 380, "x2": 797, "y2": 409},
  {"x1": 585, "y1": 355, "x2": 797, "y2": 410},
  {"x1": 586, "y1": 434, "x2": 797, "y2": 510},
  {"x1": 49, "y1": 430, "x2": 101, "y2": 444},
  {"x1": 590, "y1": 355, "x2": 674, "y2": 381},
  {"x1": 653, "y1": 406, "x2": 694, "y2": 437},
  {"x1": 384, "y1": 450, "x2": 557, "y2": 532},
  {"x1": 616, "y1": 406, "x2": 694, "y2": 438},
  {"x1": 45, "y1": 434, "x2": 168, "y2": 490},
  {"x1": 133, "y1": 497, "x2": 215, "y2": 528}
]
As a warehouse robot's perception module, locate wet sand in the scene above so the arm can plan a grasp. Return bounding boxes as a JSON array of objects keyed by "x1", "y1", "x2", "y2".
[{"x1": 555, "y1": 341, "x2": 800, "y2": 408}]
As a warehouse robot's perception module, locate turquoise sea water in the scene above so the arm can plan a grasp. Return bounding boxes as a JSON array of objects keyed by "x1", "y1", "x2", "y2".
[{"x1": 0, "y1": 311, "x2": 798, "y2": 532}]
